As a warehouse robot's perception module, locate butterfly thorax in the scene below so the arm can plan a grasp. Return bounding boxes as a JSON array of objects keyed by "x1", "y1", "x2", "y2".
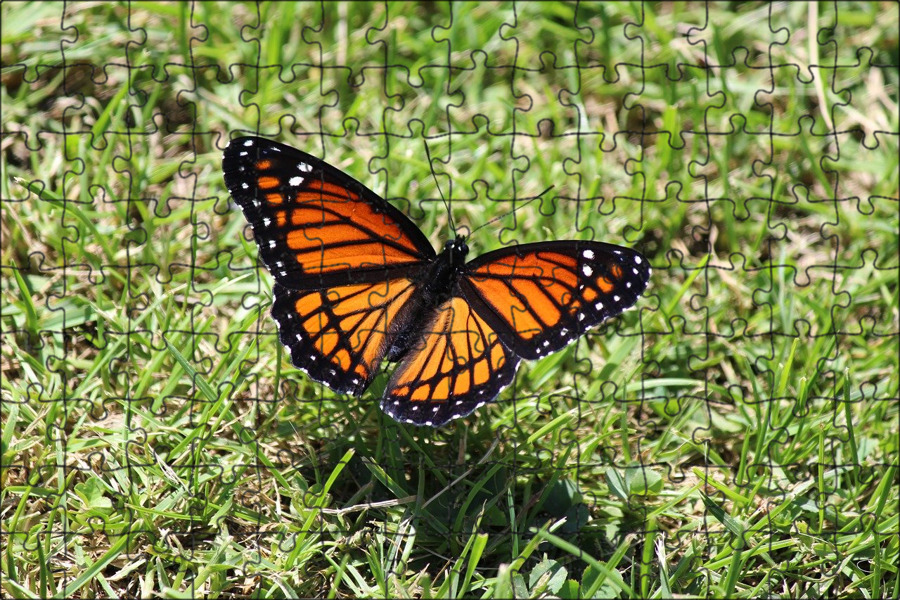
[
  {"x1": 385, "y1": 236, "x2": 469, "y2": 362},
  {"x1": 427, "y1": 237, "x2": 469, "y2": 302}
]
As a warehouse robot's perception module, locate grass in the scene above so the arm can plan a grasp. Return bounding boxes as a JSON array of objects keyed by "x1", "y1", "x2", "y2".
[{"x1": 1, "y1": 1, "x2": 898, "y2": 598}]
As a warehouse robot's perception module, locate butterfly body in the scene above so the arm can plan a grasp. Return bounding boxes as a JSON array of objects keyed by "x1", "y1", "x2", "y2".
[
  {"x1": 223, "y1": 136, "x2": 650, "y2": 427},
  {"x1": 385, "y1": 237, "x2": 469, "y2": 362}
]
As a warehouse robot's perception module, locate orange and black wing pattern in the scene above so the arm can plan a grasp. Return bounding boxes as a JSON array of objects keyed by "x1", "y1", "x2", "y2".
[
  {"x1": 381, "y1": 296, "x2": 520, "y2": 426},
  {"x1": 272, "y1": 279, "x2": 418, "y2": 394},
  {"x1": 223, "y1": 136, "x2": 435, "y2": 289},
  {"x1": 224, "y1": 136, "x2": 651, "y2": 427},
  {"x1": 223, "y1": 136, "x2": 432, "y2": 393},
  {"x1": 459, "y1": 241, "x2": 651, "y2": 359},
  {"x1": 383, "y1": 241, "x2": 650, "y2": 426}
]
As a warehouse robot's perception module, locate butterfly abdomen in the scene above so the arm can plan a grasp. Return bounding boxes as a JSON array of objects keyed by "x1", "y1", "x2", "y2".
[{"x1": 384, "y1": 237, "x2": 469, "y2": 362}]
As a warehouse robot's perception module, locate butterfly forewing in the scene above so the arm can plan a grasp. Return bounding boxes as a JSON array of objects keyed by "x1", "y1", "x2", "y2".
[
  {"x1": 460, "y1": 241, "x2": 650, "y2": 359},
  {"x1": 223, "y1": 136, "x2": 435, "y2": 290}
]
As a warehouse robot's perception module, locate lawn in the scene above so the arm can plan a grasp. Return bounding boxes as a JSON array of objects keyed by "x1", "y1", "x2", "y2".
[{"x1": 2, "y1": 2, "x2": 898, "y2": 598}]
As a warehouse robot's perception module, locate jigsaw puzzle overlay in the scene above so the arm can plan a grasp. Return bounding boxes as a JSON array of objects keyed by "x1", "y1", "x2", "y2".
[{"x1": 2, "y1": 2, "x2": 897, "y2": 598}]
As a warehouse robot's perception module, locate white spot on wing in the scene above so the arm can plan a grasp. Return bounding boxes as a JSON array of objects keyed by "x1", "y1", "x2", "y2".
[
  {"x1": 582, "y1": 265, "x2": 593, "y2": 277},
  {"x1": 289, "y1": 176, "x2": 304, "y2": 187},
  {"x1": 243, "y1": 139, "x2": 254, "y2": 147},
  {"x1": 298, "y1": 163, "x2": 312, "y2": 173},
  {"x1": 635, "y1": 256, "x2": 642, "y2": 264},
  {"x1": 583, "y1": 249, "x2": 595, "y2": 260}
]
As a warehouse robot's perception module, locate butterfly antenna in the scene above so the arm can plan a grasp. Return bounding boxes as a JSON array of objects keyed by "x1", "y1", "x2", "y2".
[
  {"x1": 467, "y1": 185, "x2": 555, "y2": 238},
  {"x1": 424, "y1": 140, "x2": 456, "y2": 236}
]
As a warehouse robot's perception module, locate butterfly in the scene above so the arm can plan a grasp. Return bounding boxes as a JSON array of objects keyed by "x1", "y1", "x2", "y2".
[{"x1": 222, "y1": 137, "x2": 650, "y2": 427}]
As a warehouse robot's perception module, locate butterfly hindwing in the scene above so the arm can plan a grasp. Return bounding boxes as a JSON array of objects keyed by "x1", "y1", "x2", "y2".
[
  {"x1": 381, "y1": 296, "x2": 520, "y2": 427},
  {"x1": 272, "y1": 277, "x2": 421, "y2": 395},
  {"x1": 460, "y1": 241, "x2": 651, "y2": 359},
  {"x1": 223, "y1": 136, "x2": 436, "y2": 290}
]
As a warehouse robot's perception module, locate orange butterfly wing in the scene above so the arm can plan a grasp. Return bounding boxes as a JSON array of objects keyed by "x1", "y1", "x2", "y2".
[
  {"x1": 223, "y1": 137, "x2": 434, "y2": 392},
  {"x1": 273, "y1": 279, "x2": 418, "y2": 394},
  {"x1": 460, "y1": 241, "x2": 651, "y2": 359},
  {"x1": 381, "y1": 296, "x2": 519, "y2": 426},
  {"x1": 223, "y1": 136, "x2": 435, "y2": 288}
]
